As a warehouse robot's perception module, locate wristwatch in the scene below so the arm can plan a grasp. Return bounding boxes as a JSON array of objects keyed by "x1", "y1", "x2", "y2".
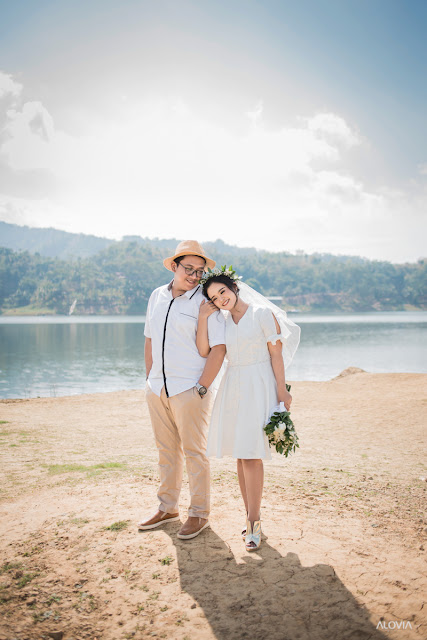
[{"x1": 196, "y1": 383, "x2": 208, "y2": 398}]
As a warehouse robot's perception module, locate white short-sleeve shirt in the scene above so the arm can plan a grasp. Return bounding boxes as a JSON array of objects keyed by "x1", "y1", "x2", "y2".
[{"x1": 144, "y1": 281, "x2": 226, "y2": 397}]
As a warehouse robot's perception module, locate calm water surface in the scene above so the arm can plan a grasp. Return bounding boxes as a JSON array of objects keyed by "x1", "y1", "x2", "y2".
[{"x1": 0, "y1": 312, "x2": 426, "y2": 398}]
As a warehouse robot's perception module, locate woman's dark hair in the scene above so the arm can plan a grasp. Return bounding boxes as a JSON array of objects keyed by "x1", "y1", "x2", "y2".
[{"x1": 202, "y1": 274, "x2": 239, "y2": 300}]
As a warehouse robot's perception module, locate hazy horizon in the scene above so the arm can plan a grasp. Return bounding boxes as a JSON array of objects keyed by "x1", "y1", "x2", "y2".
[{"x1": 2, "y1": 219, "x2": 425, "y2": 265}]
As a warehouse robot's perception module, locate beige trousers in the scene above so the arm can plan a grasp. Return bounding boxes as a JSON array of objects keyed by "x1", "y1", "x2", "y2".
[{"x1": 146, "y1": 385, "x2": 212, "y2": 519}]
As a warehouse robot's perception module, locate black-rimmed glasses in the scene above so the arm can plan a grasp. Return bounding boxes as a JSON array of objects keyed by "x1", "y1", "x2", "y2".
[{"x1": 178, "y1": 263, "x2": 205, "y2": 279}]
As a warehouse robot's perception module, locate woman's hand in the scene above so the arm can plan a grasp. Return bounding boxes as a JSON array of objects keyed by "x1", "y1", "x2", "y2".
[
  {"x1": 199, "y1": 299, "x2": 218, "y2": 319},
  {"x1": 280, "y1": 388, "x2": 292, "y2": 412}
]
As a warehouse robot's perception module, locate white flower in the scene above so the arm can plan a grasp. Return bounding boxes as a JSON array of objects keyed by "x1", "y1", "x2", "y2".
[{"x1": 274, "y1": 428, "x2": 285, "y2": 442}]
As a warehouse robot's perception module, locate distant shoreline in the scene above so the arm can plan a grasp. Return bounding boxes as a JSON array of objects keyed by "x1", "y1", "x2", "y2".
[
  {"x1": 1, "y1": 370, "x2": 426, "y2": 403},
  {"x1": 1, "y1": 305, "x2": 426, "y2": 317}
]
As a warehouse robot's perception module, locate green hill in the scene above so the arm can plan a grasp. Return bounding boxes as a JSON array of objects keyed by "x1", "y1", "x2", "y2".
[
  {"x1": 0, "y1": 234, "x2": 425, "y2": 314},
  {"x1": 0, "y1": 221, "x2": 115, "y2": 259}
]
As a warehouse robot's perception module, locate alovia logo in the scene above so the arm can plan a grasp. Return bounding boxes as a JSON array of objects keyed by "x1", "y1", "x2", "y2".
[{"x1": 376, "y1": 619, "x2": 413, "y2": 630}]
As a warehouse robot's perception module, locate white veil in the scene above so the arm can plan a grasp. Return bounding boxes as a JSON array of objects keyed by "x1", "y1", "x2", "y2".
[
  {"x1": 211, "y1": 281, "x2": 301, "y2": 394},
  {"x1": 238, "y1": 281, "x2": 301, "y2": 369}
]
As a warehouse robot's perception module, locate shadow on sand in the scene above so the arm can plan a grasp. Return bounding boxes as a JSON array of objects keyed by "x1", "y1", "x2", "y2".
[{"x1": 158, "y1": 525, "x2": 387, "y2": 640}]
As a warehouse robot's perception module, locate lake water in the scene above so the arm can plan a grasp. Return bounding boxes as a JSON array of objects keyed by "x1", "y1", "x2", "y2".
[{"x1": 0, "y1": 312, "x2": 426, "y2": 399}]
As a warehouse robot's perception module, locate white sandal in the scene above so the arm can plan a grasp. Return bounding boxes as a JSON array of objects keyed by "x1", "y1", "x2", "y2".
[
  {"x1": 241, "y1": 511, "x2": 249, "y2": 539},
  {"x1": 245, "y1": 519, "x2": 262, "y2": 552}
]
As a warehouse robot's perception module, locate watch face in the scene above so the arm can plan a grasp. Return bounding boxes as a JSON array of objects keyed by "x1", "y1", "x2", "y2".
[{"x1": 199, "y1": 386, "x2": 207, "y2": 395}]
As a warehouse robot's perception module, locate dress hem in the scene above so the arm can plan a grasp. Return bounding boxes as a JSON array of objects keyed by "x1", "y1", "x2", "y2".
[{"x1": 206, "y1": 452, "x2": 273, "y2": 461}]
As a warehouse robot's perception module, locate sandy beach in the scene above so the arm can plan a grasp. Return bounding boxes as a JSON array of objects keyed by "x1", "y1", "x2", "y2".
[{"x1": 0, "y1": 369, "x2": 425, "y2": 640}]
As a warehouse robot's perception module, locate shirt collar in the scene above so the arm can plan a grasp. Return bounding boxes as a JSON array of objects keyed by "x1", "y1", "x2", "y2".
[{"x1": 167, "y1": 280, "x2": 201, "y2": 299}]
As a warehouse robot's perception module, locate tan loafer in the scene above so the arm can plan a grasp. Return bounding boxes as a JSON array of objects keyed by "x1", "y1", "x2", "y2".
[
  {"x1": 138, "y1": 510, "x2": 180, "y2": 530},
  {"x1": 177, "y1": 517, "x2": 210, "y2": 540}
]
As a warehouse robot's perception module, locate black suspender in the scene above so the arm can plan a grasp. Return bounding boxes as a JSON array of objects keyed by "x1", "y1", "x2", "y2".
[{"x1": 162, "y1": 285, "x2": 200, "y2": 398}]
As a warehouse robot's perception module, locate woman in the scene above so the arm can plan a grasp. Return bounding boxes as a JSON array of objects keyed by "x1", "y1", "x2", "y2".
[{"x1": 196, "y1": 268, "x2": 300, "y2": 551}]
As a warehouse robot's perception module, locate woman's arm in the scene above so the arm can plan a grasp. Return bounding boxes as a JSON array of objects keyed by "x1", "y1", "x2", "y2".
[
  {"x1": 198, "y1": 344, "x2": 226, "y2": 388},
  {"x1": 196, "y1": 300, "x2": 217, "y2": 357},
  {"x1": 267, "y1": 314, "x2": 292, "y2": 410}
]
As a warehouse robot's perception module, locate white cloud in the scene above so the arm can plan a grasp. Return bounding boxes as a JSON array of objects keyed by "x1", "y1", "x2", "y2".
[
  {"x1": 0, "y1": 71, "x2": 22, "y2": 99},
  {"x1": 4, "y1": 102, "x2": 55, "y2": 168},
  {"x1": 246, "y1": 100, "x2": 263, "y2": 128},
  {"x1": 0, "y1": 72, "x2": 425, "y2": 262},
  {"x1": 306, "y1": 112, "x2": 360, "y2": 147}
]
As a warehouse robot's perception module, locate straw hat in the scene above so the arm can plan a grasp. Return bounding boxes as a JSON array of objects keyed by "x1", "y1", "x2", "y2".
[{"x1": 163, "y1": 240, "x2": 216, "y2": 271}]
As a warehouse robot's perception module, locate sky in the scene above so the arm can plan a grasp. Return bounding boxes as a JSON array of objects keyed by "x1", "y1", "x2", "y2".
[{"x1": 0, "y1": 0, "x2": 426, "y2": 263}]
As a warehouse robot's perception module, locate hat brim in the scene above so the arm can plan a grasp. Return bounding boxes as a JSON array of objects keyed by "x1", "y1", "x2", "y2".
[{"x1": 163, "y1": 252, "x2": 216, "y2": 272}]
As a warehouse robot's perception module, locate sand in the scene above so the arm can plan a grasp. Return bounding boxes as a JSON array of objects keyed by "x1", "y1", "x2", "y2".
[{"x1": 0, "y1": 369, "x2": 425, "y2": 640}]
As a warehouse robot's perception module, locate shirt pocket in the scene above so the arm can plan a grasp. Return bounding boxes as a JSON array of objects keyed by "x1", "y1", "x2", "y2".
[{"x1": 178, "y1": 312, "x2": 198, "y2": 340}]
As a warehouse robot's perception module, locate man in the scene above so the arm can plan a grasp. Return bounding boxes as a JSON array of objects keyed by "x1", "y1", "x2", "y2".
[{"x1": 138, "y1": 240, "x2": 226, "y2": 539}]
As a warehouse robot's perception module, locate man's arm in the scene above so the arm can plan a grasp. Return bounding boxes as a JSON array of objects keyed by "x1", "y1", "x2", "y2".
[
  {"x1": 198, "y1": 344, "x2": 226, "y2": 388},
  {"x1": 144, "y1": 337, "x2": 153, "y2": 380}
]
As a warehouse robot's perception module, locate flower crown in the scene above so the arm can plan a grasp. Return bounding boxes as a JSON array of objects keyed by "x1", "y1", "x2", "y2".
[{"x1": 199, "y1": 265, "x2": 242, "y2": 287}]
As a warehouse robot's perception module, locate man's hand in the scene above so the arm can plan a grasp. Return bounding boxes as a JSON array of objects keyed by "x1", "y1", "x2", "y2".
[{"x1": 195, "y1": 383, "x2": 208, "y2": 399}]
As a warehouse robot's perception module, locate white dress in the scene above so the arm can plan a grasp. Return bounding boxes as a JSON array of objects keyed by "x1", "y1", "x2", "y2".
[{"x1": 206, "y1": 304, "x2": 282, "y2": 460}]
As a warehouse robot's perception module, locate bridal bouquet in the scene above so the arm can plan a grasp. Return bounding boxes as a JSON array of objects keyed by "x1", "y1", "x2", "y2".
[{"x1": 264, "y1": 384, "x2": 299, "y2": 457}]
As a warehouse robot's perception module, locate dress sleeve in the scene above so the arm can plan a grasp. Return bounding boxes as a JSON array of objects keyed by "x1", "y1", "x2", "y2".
[
  {"x1": 207, "y1": 310, "x2": 226, "y2": 348},
  {"x1": 260, "y1": 307, "x2": 282, "y2": 345}
]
